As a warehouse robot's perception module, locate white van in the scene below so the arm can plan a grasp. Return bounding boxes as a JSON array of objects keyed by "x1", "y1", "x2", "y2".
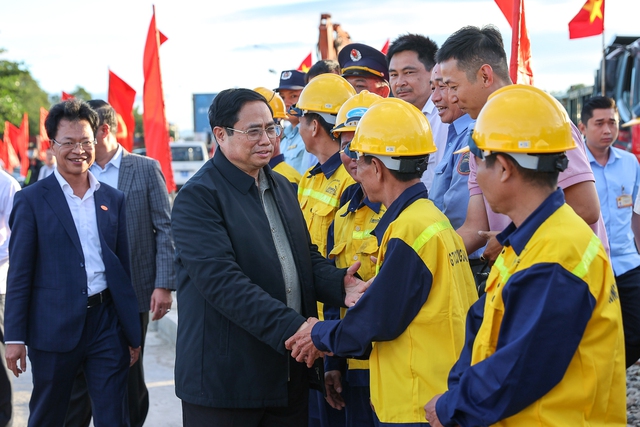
[{"x1": 170, "y1": 141, "x2": 209, "y2": 189}]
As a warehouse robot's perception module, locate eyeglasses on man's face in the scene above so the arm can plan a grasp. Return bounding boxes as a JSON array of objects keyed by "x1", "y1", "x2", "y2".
[
  {"x1": 226, "y1": 124, "x2": 283, "y2": 142},
  {"x1": 52, "y1": 139, "x2": 96, "y2": 151}
]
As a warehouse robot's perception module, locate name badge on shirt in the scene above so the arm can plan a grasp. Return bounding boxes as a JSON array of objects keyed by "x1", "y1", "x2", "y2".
[{"x1": 617, "y1": 194, "x2": 633, "y2": 208}]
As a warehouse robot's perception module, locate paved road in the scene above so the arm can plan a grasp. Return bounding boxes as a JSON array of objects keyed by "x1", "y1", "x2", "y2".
[{"x1": 10, "y1": 326, "x2": 182, "y2": 426}]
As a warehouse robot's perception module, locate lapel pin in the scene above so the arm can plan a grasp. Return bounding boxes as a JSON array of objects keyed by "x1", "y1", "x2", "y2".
[{"x1": 100, "y1": 205, "x2": 108, "y2": 211}]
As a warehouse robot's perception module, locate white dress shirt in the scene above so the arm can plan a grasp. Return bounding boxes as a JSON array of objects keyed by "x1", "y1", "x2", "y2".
[
  {"x1": 421, "y1": 97, "x2": 449, "y2": 192},
  {"x1": 54, "y1": 169, "x2": 107, "y2": 296}
]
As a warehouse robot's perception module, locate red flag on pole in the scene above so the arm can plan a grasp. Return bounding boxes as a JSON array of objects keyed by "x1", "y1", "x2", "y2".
[
  {"x1": 40, "y1": 107, "x2": 50, "y2": 155},
  {"x1": 1, "y1": 123, "x2": 11, "y2": 172},
  {"x1": 297, "y1": 53, "x2": 313, "y2": 73},
  {"x1": 569, "y1": 0, "x2": 604, "y2": 39},
  {"x1": 495, "y1": 0, "x2": 534, "y2": 85},
  {"x1": 62, "y1": 91, "x2": 74, "y2": 101},
  {"x1": 381, "y1": 39, "x2": 390, "y2": 55},
  {"x1": 108, "y1": 70, "x2": 137, "y2": 152},
  {"x1": 143, "y1": 6, "x2": 175, "y2": 193},
  {"x1": 4, "y1": 122, "x2": 22, "y2": 175},
  {"x1": 19, "y1": 113, "x2": 30, "y2": 177}
]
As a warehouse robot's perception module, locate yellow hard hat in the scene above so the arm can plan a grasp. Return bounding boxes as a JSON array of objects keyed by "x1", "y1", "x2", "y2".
[
  {"x1": 473, "y1": 85, "x2": 576, "y2": 155},
  {"x1": 296, "y1": 73, "x2": 356, "y2": 115},
  {"x1": 253, "y1": 87, "x2": 287, "y2": 119},
  {"x1": 332, "y1": 90, "x2": 382, "y2": 137},
  {"x1": 347, "y1": 98, "x2": 435, "y2": 173}
]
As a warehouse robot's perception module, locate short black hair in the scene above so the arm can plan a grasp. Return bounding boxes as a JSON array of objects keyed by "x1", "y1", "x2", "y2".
[
  {"x1": 581, "y1": 96, "x2": 617, "y2": 124},
  {"x1": 386, "y1": 34, "x2": 438, "y2": 72},
  {"x1": 87, "y1": 99, "x2": 118, "y2": 135},
  {"x1": 303, "y1": 113, "x2": 338, "y2": 142},
  {"x1": 485, "y1": 153, "x2": 559, "y2": 190},
  {"x1": 306, "y1": 60, "x2": 340, "y2": 84},
  {"x1": 208, "y1": 89, "x2": 272, "y2": 135},
  {"x1": 45, "y1": 99, "x2": 99, "y2": 141},
  {"x1": 436, "y1": 25, "x2": 511, "y2": 84}
]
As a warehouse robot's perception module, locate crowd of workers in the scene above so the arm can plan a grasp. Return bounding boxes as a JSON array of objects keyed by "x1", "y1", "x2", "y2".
[{"x1": 0, "y1": 22, "x2": 638, "y2": 427}]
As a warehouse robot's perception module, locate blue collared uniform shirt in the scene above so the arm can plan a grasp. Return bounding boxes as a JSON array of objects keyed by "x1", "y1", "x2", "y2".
[{"x1": 587, "y1": 146, "x2": 640, "y2": 276}]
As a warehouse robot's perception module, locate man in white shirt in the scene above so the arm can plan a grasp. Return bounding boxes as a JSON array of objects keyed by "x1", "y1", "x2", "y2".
[
  {"x1": 3, "y1": 99, "x2": 141, "y2": 427},
  {"x1": 386, "y1": 34, "x2": 449, "y2": 192}
]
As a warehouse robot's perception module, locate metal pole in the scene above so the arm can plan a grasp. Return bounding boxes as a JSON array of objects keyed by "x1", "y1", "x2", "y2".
[{"x1": 601, "y1": 31, "x2": 605, "y2": 96}]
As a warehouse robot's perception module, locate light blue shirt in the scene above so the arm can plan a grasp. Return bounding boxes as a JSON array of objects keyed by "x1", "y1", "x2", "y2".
[
  {"x1": 89, "y1": 144, "x2": 123, "y2": 189},
  {"x1": 429, "y1": 114, "x2": 482, "y2": 260},
  {"x1": 280, "y1": 123, "x2": 307, "y2": 175},
  {"x1": 587, "y1": 145, "x2": 640, "y2": 275}
]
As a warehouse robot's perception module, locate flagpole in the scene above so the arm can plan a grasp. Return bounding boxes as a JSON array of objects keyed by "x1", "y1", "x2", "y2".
[
  {"x1": 601, "y1": 30, "x2": 605, "y2": 96},
  {"x1": 510, "y1": 0, "x2": 522, "y2": 83}
]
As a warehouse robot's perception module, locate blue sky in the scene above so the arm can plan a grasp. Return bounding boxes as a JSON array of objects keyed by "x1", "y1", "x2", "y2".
[{"x1": 1, "y1": 0, "x2": 637, "y2": 133}]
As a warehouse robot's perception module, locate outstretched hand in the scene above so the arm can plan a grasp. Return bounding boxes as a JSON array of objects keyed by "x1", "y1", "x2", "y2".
[
  {"x1": 285, "y1": 317, "x2": 326, "y2": 368},
  {"x1": 343, "y1": 262, "x2": 373, "y2": 307}
]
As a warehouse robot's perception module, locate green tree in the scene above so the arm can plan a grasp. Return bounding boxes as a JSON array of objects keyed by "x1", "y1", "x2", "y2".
[{"x1": 0, "y1": 58, "x2": 49, "y2": 136}]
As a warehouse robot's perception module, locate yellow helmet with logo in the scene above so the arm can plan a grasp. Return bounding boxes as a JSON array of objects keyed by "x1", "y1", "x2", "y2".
[
  {"x1": 332, "y1": 90, "x2": 382, "y2": 137},
  {"x1": 349, "y1": 98, "x2": 435, "y2": 172},
  {"x1": 473, "y1": 85, "x2": 576, "y2": 154},
  {"x1": 253, "y1": 87, "x2": 287, "y2": 119},
  {"x1": 296, "y1": 73, "x2": 356, "y2": 115}
]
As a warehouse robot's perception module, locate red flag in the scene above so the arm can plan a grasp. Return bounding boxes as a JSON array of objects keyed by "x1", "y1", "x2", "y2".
[
  {"x1": 19, "y1": 113, "x2": 29, "y2": 177},
  {"x1": 495, "y1": 0, "x2": 534, "y2": 85},
  {"x1": 108, "y1": 70, "x2": 137, "y2": 152},
  {"x1": 381, "y1": 39, "x2": 390, "y2": 55},
  {"x1": 1, "y1": 123, "x2": 11, "y2": 172},
  {"x1": 4, "y1": 122, "x2": 21, "y2": 174},
  {"x1": 297, "y1": 53, "x2": 313, "y2": 73},
  {"x1": 40, "y1": 107, "x2": 50, "y2": 156},
  {"x1": 143, "y1": 6, "x2": 175, "y2": 193},
  {"x1": 569, "y1": 0, "x2": 604, "y2": 39},
  {"x1": 62, "y1": 91, "x2": 74, "y2": 100}
]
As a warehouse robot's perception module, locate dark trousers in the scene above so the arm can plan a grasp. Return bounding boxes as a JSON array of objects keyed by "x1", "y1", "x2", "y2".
[
  {"x1": 182, "y1": 361, "x2": 309, "y2": 427},
  {"x1": 345, "y1": 384, "x2": 374, "y2": 427},
  {"x1": 64, "y1": 312, "x2": 149, "y2": 427},
  {"x1": 28, "y1": 300, "x2": 130, "y2": 427},
  {"x1": 0, "y1": 294, "x2": 12, "y2": 427},
  {"x1": 616, "y1": 265, "x2": 640, "y2": 368}
]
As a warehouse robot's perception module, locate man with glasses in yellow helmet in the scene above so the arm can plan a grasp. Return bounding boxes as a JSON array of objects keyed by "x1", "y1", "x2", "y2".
[
  {"x1": 254, "y1": 87, "x2": 301, "y2": 189},
  {"x1": 424, "y1": 85, "x2": 626, "y2": 427},
  {"x1": 286, "y1": 97, "x2": 477, "y2": 426},
  {"x1": 324, "y1": 90, "x2": 384, "y2": 427}
]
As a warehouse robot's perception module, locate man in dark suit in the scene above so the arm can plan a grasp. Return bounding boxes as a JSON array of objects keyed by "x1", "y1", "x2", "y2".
[
  {"x1": 4, "y1": 99, "x2": 141, "y2": 427},
  {"x1": 64, "y1": 100, "x2": 175, "y2": 427},
  {"x1": 172, "y1": 88, "x2": 369, "y2": 427}
]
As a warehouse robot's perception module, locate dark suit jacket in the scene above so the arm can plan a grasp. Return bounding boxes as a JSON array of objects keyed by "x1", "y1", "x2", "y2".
[
  {"x1": 172, "y1": 150, "x2": 346, "y2": 408},
  {"x1": 4, "y1": 173, "x2": 141, "y2": 352},
  {"x1": 118, "y1": 150, "x2": 175, "y2": 312}
]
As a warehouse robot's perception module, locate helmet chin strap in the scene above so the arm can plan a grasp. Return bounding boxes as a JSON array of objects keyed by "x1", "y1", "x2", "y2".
[{"x1": 504, "y1": 152, "x2": 568, "y2": 172}]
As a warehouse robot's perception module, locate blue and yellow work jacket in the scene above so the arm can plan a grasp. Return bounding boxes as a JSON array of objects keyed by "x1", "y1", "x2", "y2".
[
  {"x1": 325, "y1": 183, "x2": 385, "y2": 382},
  {"x1": 436, "y1": 189, "x2": 626, "y2": 427},
  {"x1": 313, "y1": 183, "x2": 477, "y2": 424},
  {"x1": 270, "y1": 153, "x2": 301, "y2": 191}
]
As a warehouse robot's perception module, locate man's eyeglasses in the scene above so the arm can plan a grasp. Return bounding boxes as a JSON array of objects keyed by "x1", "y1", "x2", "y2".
[
  {"x1": 52, "y1": 139, "x2": 96, "y2": 150},
  {"x1": 341, "y1": 142, "x2": 362, "y2": 160},
  {"x1": 226, "y1": 125, "x2": 283, "y2": 142}
]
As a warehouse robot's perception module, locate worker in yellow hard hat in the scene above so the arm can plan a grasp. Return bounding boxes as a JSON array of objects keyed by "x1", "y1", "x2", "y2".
[
  {"x1": 254, "y1": 87, "x2": 301, "y2": 188},
  {"x1": 424, "y1": 84, "x2": 627, "y2": 427},
  {"x1": 322, "y1": 91, "x2": 384, "y2": 426},
  {"x1": 295, "y1": 72, "x2": 356, "y2": 427},
  {"x1": 286, "y1": 97, "x2": 477, "y2": 426}
]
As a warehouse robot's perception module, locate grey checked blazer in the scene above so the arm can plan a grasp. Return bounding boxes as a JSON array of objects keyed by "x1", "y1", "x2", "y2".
[{"x1": 118, "y1": 150, "x2": 175, "y2": 312}]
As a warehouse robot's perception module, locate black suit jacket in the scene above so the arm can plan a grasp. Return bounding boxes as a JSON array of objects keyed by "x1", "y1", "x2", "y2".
[
  {"x1": 4, "y1": 173, "x2": 141, "y2": 351},
  {"x1": 172, "y1": 150, "x2": 346, "y2": 408}
]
